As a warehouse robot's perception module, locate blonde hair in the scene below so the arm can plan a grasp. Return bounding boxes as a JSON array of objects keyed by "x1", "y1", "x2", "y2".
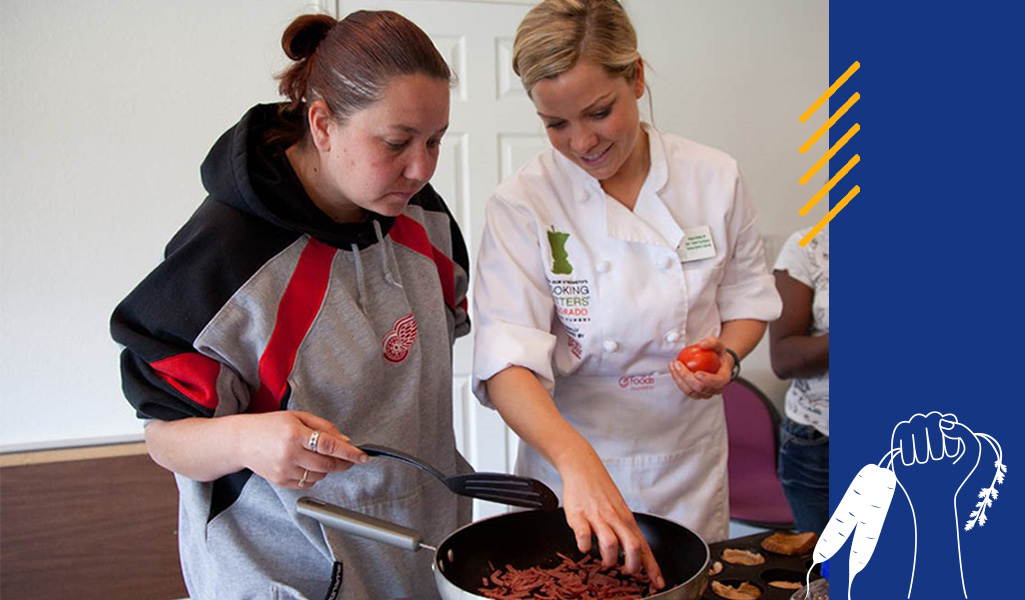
[{"x1": 512, "y1": 0, "x2": 641, "y2": 93}]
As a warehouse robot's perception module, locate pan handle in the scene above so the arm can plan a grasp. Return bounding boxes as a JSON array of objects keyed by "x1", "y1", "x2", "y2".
[{"x1": 296, "y1": 497, "x2": 436, "y2": 553}]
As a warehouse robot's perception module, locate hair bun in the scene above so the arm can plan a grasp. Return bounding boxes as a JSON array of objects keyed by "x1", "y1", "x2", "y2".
[{"x1": 282, "y1": 14, "x2": 336, "y2": 61}]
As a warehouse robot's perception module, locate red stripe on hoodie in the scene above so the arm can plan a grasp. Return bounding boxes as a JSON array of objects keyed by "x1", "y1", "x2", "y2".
[
  {"x1": 389, "y1": 214, "x2": 456, "y2": 310},
  {"x1": 251, "y1": 238, "x2": 336, "y2": 413},
  {"x1": 151, "y1": 353, "x2": 222, "y2": 410}
]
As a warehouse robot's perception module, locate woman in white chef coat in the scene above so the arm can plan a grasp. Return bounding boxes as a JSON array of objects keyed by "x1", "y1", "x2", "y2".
[{"x1": 471, "y1": 0, "x2": 782, "y2": 585}]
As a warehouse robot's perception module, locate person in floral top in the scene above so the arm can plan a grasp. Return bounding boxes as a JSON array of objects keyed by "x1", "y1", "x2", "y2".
[{"x1": 770, "y1": 225, "x2": 829, "y2": 533}]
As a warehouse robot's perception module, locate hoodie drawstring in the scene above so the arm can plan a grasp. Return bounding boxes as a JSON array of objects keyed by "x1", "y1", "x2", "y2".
[
  {"x1": 350, "y1": 220, "x2": 403, "y2": 315},
  {"x1": 350, "y1": 243, "x2": 368, "y2": 316},
  {"x1": 374, "y1": 219, "x2": 403, "y2": 289}
]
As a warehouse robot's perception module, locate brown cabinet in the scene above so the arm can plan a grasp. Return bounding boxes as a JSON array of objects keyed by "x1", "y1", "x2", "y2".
[{"x1": 1, "y1": 445, "x2": 187, "y2": 600}]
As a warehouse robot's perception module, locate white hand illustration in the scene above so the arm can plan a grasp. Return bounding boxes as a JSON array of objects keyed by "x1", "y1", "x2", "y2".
[
  {"x1": 805, "y1": 411, "x2": 1007, "y2": 600},
  {"x1": 891, "y1": 412, "x2": 980, "y2": 598}
]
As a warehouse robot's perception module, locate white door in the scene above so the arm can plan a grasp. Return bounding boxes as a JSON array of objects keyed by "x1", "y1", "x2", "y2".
[{"x1": 334, "y1": 0, "x2": 547, "y2": 518}]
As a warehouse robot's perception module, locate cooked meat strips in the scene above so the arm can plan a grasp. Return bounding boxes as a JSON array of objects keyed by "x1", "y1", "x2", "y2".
[{"x1": 478, "y1": 552, "x2": 656, "y2": 599}]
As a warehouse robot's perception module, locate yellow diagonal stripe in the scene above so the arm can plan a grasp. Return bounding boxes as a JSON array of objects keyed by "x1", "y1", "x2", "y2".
[
  {"x1": 800, "y1": 61, "x2": 860, "y2": 123},
  {"x1": 800, "y1": 123, "x2": 859, "y2": 185},
  {"x1": 801, "y1": 154, "x2": 860, "y2": 216},
  {"x1": 800, "y1": 185, "x2": 859, "y2": 247},
  {"x1": 800, "y1": 92, "x2": 860, "y2": 154}
]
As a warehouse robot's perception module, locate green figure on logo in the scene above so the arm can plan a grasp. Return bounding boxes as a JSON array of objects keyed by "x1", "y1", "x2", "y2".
[{"x1": 547, "y1": 225, "x2": 573, "y2": 274}]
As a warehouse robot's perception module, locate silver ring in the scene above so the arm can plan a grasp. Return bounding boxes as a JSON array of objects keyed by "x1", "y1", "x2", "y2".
[
  {"x1": 298, "y1": 469, "x2": 309, "y2": 488},
  {"x1": 308, "y1": 430, "x2": 320, "y2": 453}
]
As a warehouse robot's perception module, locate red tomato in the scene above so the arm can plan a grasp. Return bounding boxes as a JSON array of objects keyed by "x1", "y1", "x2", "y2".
[{"x1": 677, "y1": 345, "x2": 721, "y2": 373}]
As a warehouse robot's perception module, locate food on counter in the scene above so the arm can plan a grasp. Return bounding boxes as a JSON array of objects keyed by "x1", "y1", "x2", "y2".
[
  {"x1": 792, "y1": 577, "x2": 829, "y2": 600},
  {"x1": 760, "y1": 531, "x2": 818, "y2": 556},
  {"x1": 711, "y1": 580, "x2": 762, "y2": 600},
  {"x1": 721, "y1": 548, "x2": 766, "y2": 566},
  {"x1": 677, "y1": 344, "x2": 721, "y2": 373},
  {"x1": 708, "y1": 560, "x2": 723, "y2": 575},
  {"x1": 478, "y1": 552, "x2": 656, "y2": 599},
  {"x1": 769, "y1": 580, "x2": 804, "y2": 590}
]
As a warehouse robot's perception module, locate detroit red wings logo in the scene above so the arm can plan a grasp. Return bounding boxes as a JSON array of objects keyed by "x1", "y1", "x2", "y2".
[{"x1": 382, "y1": 313, "x2": 418, "y2": 363}]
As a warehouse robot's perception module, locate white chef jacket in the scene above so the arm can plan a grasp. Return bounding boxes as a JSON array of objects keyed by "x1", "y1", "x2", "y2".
[{"x1": 471, "y1": 124, "x2": 781, "y2": 543}]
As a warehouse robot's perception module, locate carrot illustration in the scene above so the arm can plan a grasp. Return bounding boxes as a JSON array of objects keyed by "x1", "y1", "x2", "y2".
[
  {"x1": 801, "y1": 417, "x2": 1007, "y2": 600},
  {"x1": 965, "y1": 432, "x2": 1006, "y2": 531},
  {"x1": 848, "y1": 466, "x2": 897, "y2": 587},
  {"x1": 806, "y1": 464, "x2": 896, "y2": 600}
]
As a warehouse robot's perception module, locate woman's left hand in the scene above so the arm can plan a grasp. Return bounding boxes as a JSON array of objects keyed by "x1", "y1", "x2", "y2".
[{"x1": 669, "y1": 335, "x2": 734, "y2": 399}]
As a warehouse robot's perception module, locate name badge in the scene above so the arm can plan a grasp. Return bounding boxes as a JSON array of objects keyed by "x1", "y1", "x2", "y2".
[{"x1": 677, "y1": 226, "x2": 716, "y2": 262}]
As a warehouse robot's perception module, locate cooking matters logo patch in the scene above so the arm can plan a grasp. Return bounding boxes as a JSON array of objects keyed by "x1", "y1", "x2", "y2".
[
  {"x1": 547, "y1": 225, "x2": 573, "y2": 275},
  {"x1": 383, "y1": 313, "x2": 418, "y2": 363},
  {"x1": 549, "y1": 280, "x2": 591, "y2": 324}
]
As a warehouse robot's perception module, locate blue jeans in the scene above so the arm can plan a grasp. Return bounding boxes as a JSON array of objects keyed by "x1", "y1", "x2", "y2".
[{"x1": 778, "y1": 417, "x2": 829, "y2": 533}]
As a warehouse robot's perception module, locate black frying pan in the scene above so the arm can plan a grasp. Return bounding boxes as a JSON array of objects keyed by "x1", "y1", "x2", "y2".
[{"x1": 298, "y1": 497, "x2": 709, "y2": 599}]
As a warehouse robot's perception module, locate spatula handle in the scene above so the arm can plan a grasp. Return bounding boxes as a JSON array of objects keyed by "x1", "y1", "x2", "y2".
[
  {"x1": 297, "y1": 497, "x2": 433, "y2": 553},
  {"x1": 358, "y1": 443, "x2": 448, "y2": 481}
]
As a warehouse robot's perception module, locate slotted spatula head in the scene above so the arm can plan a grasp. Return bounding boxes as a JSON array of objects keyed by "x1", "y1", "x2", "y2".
[
  {"x1": 359, "y1": 443, "x2": 559, "y2": 510},
  {"x1": 446, "y1": 472, "x2": 559, "y2": 510}
]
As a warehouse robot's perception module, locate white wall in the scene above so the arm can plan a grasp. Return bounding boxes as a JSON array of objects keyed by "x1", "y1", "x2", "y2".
[
  {"x1": 0, "y1": 0, "x2": 827, "y2": 452},
  {"x1": 0, "y1": 0, "x2": 322, "y2": 450}
]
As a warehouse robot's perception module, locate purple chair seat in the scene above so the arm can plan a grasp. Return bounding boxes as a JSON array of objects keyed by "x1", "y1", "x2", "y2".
[{"x1": 722, "y1": 378, "x2": 795, "y2": 529}]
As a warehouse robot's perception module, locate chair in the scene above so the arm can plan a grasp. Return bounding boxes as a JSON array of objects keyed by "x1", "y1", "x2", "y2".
[{"x1": 722, "y1": 377, "x2": 795, "y2": 529}]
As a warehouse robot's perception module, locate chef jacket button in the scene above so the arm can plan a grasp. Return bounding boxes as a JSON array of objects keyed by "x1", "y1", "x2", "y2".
[
  {"x1": 596, "y1": 260, "x2": 611, "y2": 273},
  {"x1": 665, "y1": 331, "x2": 680, "y2": 344},
  {"x1": 658, "y1": 256, "x2": 675, "y2": 270},
  {"x1": 603, "y1": 340, "x2": 619, "y2": 353},
  {"x1": 578, "y1": 189, "x2": 590, "y2": 202}
]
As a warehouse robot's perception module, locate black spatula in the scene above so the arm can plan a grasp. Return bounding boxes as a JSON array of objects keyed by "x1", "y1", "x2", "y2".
[{"x1": 359, "y1": 443, "x2": 558, "y2": 510}]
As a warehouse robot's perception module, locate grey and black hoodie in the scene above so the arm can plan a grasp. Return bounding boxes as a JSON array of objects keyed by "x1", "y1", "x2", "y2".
[{"x1": 111, "y1": 104, "x2": 471, "y2": 600}]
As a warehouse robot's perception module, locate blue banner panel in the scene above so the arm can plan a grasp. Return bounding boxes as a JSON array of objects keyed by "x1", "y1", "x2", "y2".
[{"x1": 829, "y1": 1, "x2": 1021, "y2": 598}]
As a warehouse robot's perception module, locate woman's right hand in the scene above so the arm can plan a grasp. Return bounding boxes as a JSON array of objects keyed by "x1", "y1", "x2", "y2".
[
  {"x1": 237, "y1": 410, "x2": 368, "y2": 489},
  {"x1": 558, "y1": 449, "x2": 666, "y2": 589},
  {"x1": 485, "y1": 367, "x2": 665, "y2": 588}
]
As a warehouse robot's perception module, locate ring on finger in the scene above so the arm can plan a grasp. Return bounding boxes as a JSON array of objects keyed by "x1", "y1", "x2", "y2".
[
  {"x1": 308, "y1": 430, "x2": 320, "y2": 453},
  {"x1": 298, "y1": 469, "x2": 309, "y2": 488}
]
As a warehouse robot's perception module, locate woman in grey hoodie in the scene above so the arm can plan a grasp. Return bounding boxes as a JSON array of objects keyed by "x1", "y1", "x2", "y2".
[{"x1": 111, "y1": 11, "x2": 470, "y2": 600}]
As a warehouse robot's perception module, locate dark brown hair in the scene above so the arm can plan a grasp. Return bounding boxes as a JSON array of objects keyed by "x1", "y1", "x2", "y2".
[{"x1": 272, "y1": 11, "x2": 451, "y2": 144}]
